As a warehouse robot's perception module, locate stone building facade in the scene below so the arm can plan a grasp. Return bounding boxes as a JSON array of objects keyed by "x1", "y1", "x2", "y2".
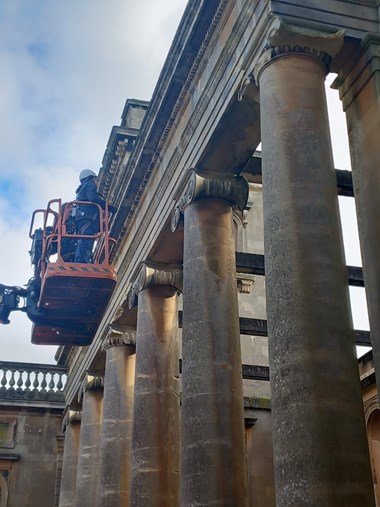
[
  {"x1": 0, "y1": 362, "x2": 65, "y2": 507},
  {"x1": 50, "y1": 1, "x2": 380, "y2": 506}
]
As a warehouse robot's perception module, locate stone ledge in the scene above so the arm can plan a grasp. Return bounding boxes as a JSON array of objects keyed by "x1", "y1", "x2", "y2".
[{"x1": 244, "y1": 396, "x2": 271, "y2": 410}]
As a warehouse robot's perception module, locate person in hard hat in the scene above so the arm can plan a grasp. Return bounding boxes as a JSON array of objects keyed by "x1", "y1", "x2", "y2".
[{"x1": 74, "y1": 169, "x2": 117, "y2": 263}]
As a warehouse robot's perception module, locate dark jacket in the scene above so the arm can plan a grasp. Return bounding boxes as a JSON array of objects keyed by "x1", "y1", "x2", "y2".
[{"x1": 75, "y1": 177, "x2": 106, "y2": 221}]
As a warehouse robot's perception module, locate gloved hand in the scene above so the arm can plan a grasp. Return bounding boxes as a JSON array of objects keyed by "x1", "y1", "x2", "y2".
[{"x1": 108, "y1": 204, "x2": 117, "y2": 214}]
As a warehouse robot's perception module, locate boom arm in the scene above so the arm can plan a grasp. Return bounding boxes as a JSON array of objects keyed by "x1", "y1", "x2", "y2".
[{"x1": 0, "y1": 284, "x2": 28, "y2": 324}]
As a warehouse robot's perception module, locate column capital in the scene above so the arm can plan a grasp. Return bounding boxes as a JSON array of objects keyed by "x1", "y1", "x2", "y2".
[
  {"x1": 62, "y1": 409, "x2": 82, "y2": 432},
  {"x1": 171, "y1": 169, "x2": 249, "y2": 232},
  {"x1": 78, "y1": 373, "x2": 104, "y2": 403},
  {"x1": 128, "y1": 262, "x2": 183, "y2": 309},
  {"x1": 253, "y1": 17, "x2": 344, "y2": 82},
  {"x1": 101, "y1": 324, "x2": 136, "y2": 350},
  {"x1": 237, "y1": 273, "x2": 255, "y2": 294}
]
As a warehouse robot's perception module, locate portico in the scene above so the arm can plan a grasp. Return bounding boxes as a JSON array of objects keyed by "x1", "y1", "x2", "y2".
[{"x1": 57, "y1": 2, "x2": 380, "y2": 506}]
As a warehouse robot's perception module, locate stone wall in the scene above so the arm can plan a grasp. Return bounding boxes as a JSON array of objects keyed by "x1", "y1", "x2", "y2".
[
  {"x1": 0, "y1": 407, "x2": 63, "y2": 507},
  {"x1": 246, "y1": 410, "x2": 275, "y2": 507}
]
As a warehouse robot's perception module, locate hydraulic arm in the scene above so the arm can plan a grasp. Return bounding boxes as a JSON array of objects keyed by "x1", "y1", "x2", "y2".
[{"x1": 0, "y1": 284, "x2": 27, "y2": 324}]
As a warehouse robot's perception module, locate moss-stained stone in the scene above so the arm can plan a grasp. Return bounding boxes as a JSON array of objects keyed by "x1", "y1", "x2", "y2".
[{"x1": 244, "y1": 396, "x2": 271, "y2": 410}]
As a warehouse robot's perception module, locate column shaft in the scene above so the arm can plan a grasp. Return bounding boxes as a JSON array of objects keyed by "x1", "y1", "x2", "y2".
[
  {"x1": 340, "y1": 40, "x2": 380, "y2": 391},
  {"x1": 130, "y1": 285, "x2": 180, "y2": 507},
  {"x1": 59, "y1": 420, "x2": 81, "y2": 507},
  {"x1": 259, "y1": 54, "x2": 374, "y2": 506},
  {"x1": 75, "y1": 388, "x2": 103, "y2": 507},
  {"x1": 97, "y1": 345, "x2": 135, "y2": 507},
  {"x1": 181, "y1": 199, "x2": 248, "y2": 507}
]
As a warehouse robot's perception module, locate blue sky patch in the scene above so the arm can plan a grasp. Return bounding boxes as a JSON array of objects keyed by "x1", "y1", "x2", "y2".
[
  {"x1": 0, "y1": 178, "x2": 30, "y2": 223},
  {"x1": 27, "y1": 41, "x2": 50, "y2": 67}
]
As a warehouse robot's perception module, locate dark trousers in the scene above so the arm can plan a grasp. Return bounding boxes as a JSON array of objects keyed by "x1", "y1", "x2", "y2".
[{"x1": 74, "y1": 219, "x2": 95, "y2": 263}]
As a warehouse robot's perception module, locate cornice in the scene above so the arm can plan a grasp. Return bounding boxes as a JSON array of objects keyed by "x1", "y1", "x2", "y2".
[
  {"x1": 109, "y1": 1, "x2": 227, "y2": 257},
  {"x1": 110, "y1": 0, "x2": 263, "y2": 277}
]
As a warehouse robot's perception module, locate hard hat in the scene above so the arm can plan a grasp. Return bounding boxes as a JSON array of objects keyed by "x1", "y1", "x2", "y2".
[{"x1": 79, "y1": 169, "x2": 97, "y2": 181}]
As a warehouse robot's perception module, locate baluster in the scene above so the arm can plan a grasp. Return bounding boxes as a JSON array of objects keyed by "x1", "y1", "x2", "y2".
[
  {"x1": 33, "y1": 371, "x2": 40, "y2": 391},
  {"x1": 9, "y1": 370, "x2": 16, "y2": 390},
  {"x1": 25, "y1": 371, "x2": 31, "y2": 391},
  {"x1": 48, "y1": 373, "x2": 55, "y2": 392},
  {"x1": 41, "y1": 372, "x2": 47, "y2": 392},
  {"x1": 0, "y1": 369, "x2": 7, "y2": 389},
  {"x1": 16, "y1": 370, "x2": 24, "y2": 390},
  {"x1": 56, "y1": 373, "x2": 63, "y2": 391}
]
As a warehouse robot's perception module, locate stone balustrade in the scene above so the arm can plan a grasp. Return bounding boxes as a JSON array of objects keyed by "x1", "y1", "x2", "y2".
[{"x1": 0, "y1": 361, "x2": 67, "y2": 404}]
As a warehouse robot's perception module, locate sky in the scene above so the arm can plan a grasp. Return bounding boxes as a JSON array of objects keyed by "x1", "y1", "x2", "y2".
[{"x1": 0, "y1": 1, "x2": 370, "y2": 364}]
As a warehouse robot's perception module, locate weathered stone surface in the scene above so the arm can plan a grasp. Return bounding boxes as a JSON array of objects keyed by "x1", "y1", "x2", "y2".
[
  {"x1": 97, "y1": 336, "x2": 135, "y2": 507},
  {"x1": 258, "y1": 33, "x2": 375, "y2": 505},
  {"x1": 245, "y1": 409, "x2": 275, "y2": 507},
  {"x1": 1, "y1": 408, "x2": 63, "y2": 507},
  {"x1": 75, "y1": 379, "x2": 103, "y2": 507},
  {"x1": 181, "y1": 195, "x2": 248, "y2": 507},
  {"x1": 130, "y1": 281, "x2": 180, "y2": 507},
  {"x1": 59, "y1": 412, "x2": 81, "y2": 507}
]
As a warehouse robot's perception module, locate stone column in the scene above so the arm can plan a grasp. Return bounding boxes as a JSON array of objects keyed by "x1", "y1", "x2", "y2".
[
  {"x1": 96, "y1": 326, "x2": 136, "y2": 507},
  {"x1": 58, "y1": 410, "x2": 81, "y2": 507},
  {"x1": 337, "y1": 34, "x2": 380, "y2": 391},
  {"x1": 253, "y1": 18, "x2": 375, "y2": 506},
  {"x1": 74, "y1": 374, "x2": 103, "y2": 507},
  {"x1": 128, "y1": 263, "x2": 182, "y2": 507},
  {"x1": 172, "y1": 170, "x2": 249, "y2": 507}
]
